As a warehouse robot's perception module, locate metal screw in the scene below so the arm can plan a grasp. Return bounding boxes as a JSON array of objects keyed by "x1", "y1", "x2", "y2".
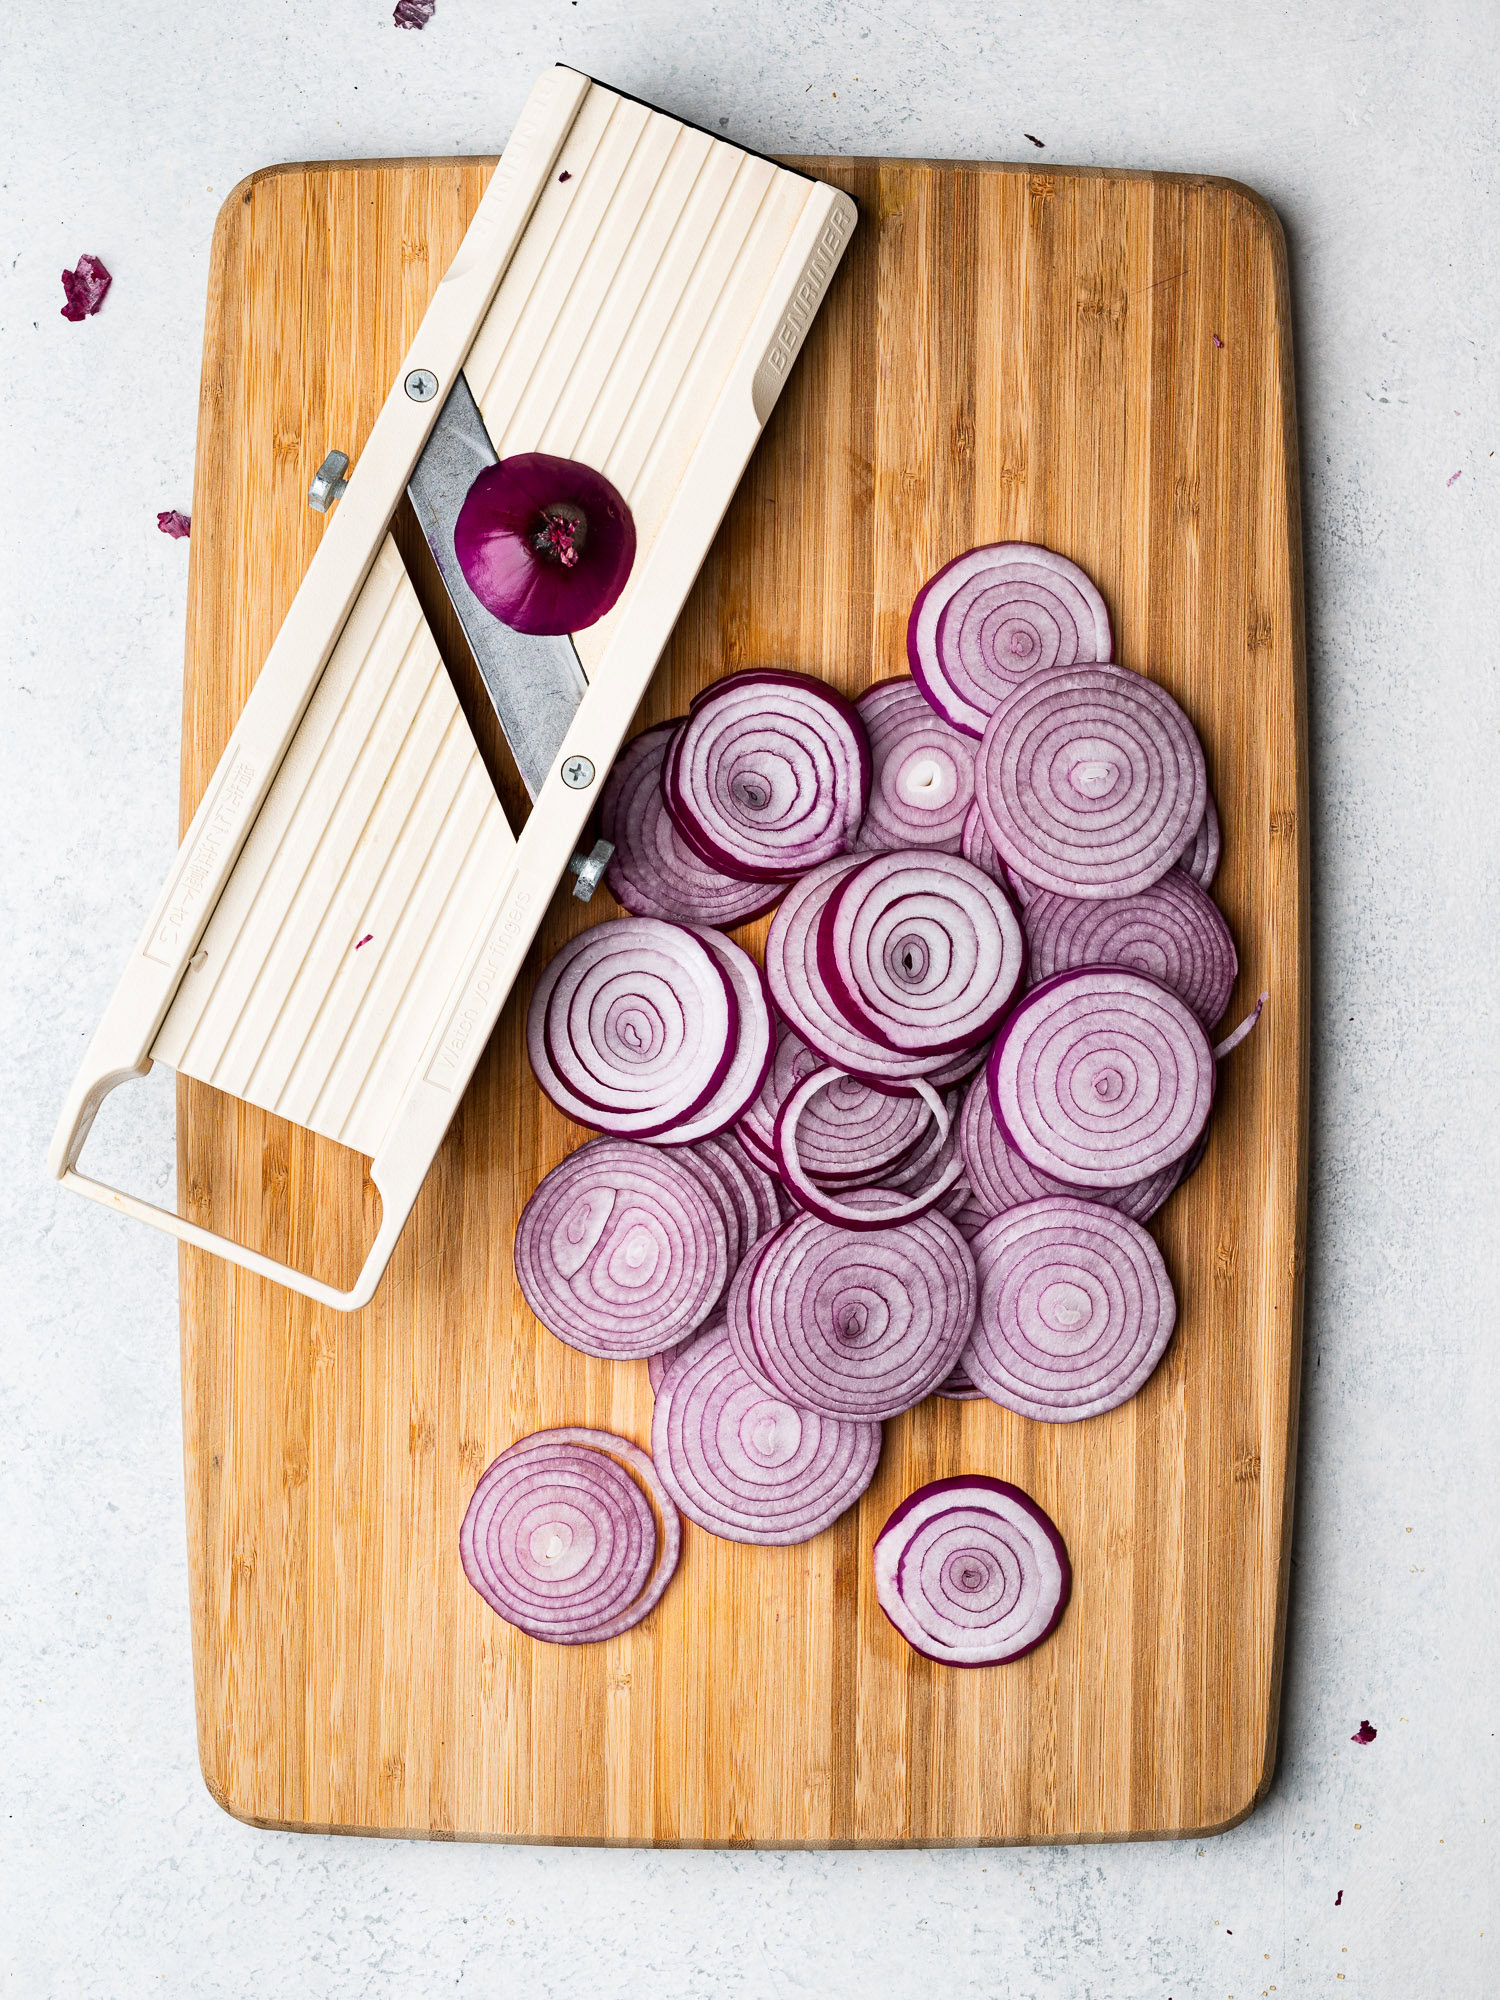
[
  {"x1": 308, "y1": 450, "x2": 350, "y2": 513},
  {"x1": 561, "y1": 755, "x2": 596, "y2": 790},
  {"x1": 568, "y1": 838, "x2": 615, "y2": 903},
  {"x1": 404, "y1": 368, "x2": 439, "y2": 403}
]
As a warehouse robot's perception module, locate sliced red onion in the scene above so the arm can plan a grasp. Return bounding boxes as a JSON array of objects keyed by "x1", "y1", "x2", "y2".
[
  {"x1": 873, "y1": 1475, "x2": 1071, "y2": 1666},
  {"x1": 651, "y1": 1323, "x2": 881, "y2": 1544},
  {"x1": 974, "y1": 662, "x2": 1207, "y2": 898},
  {"x1": 729, "y1": 1209, "x2": 976, "y2": 1420},
  {"x1": 514, "y1": 1138, "x2": 729, "y2": 1359},
  {"x1": 647, "y1": 1314, "x2": 720, "y2": 1395},
  {"x1": 600, "y1": 724, "x2": 791, "y2": 928},
  {"x1": 1180, "y1": 794, "x2": 1221, "y2": 889},
  {"x1": 816, "y1": 850, "x2": 1025, "y2": 1056},
  {"x1": 854, "y1": 679, "x2": 975, "y2": 853},
  {"x1": 934, "y1": 1351, "x2": 986, "y2": 1399},
  {"x1": 989, "y1": 968, "x2": 1215, "y2": 1188},
  {"x1": 455, "y1": 452, "x2": 635, "y2": 635},
  {"x1": 663, "y1": 669, "x2": 870, "y2": 882},
  {"x1": 774, "y1": 1070, "x2": 967, "y2": 1230},
  {"x1": 962, "y1": 801, "x2": 1037, "y2": 905},
  {"x1": 908, "y1": 542, "x2": 1112, "y2": 738},
  {"x1": 695, "y1": 1130, "x2": 782, "y2": 1243},
  {"x1": 737, "y1": 1024, "x2": 927, "y2": 1188},
  {"x1": 649, "y1": 927, "x2": 774, "y2": 1145},
  {"x1": 459, "y1": 1427, "x2": 680, "y2": 1643},
  {"x1": 1022, "y1": 870, "x2": 1238, "y2": 1028},
  {"x1": 765, "y1": 858, "x2": 965, "y2": 1087},
  {"x1": 964, "y1": 1196, "x2": 1177, "y2": 1421},
  {"x1": 527, "y1": 917, "x2": 735, "y2": 1139},
  {"x1": 1214, "y1": 991, "x2": 1268, "y2": 1059},
  {"x1": 959, "y1": 1070, "x2": 1184, "y2": 1225}
]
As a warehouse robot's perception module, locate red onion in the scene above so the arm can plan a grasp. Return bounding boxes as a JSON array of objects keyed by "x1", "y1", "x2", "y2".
[
  {"x1": 455, "y1": 452, "x2": 635, "y2": 635},
  {"x1": 459, "y1": 1428, "x2": 680, "y2": 1643},
  {"x1": 774, "y1": 1070, "x2": 967, "y2": 1230},
  {"x1": 1214, "y1": 991, "x2": 1267, "y2": 1059},
  {"x1": 963, "y1": 1196, "x2": 1177, "y2": 1421},
  {"x1": 959, "y1": 1070, "x2": 1184, "y2": 1225},
  {"x1": 989, "y1": 968, "x2": 1215, "y2": 1189},
  {"x1": 527, "y1": 918, "x2": 736, "y2": 1140},
  {"x1": 651, "y1": 927, "x2": 774, "y2": 1145},
  {"x1": 766, "y1": 859, "x2": 983, "y2": 1089},
  {"x1": 816, "y1": 851, "x2": 1025, "y2": 1056},
  {"x1": 908, "y1": 542, "x2": 1112, "y2": 738},
  {"x1": 647, "y1": 1315, "x2": 720, "y2": 1395},
  {"x1": 514, "y1": 1138, "x2": 729, "y2": 1359},
  {"x1": 934, "y1": 1351, "x2": 986, "y2": 1399},
  {"x1": 693, "y1": 1131, "x2": 782, "y2": 1247},
  {"x1": 873, "y1": 1475, "x2": 1071, "y2": 1666},
  {"x1": 651, "y1": 1323, "x2": 881, "y2": 1544},
  {"x1": 737, "y1": 1024, "x2": 927, "y2": 1188},
  {"x1": 974, "y1": 663, "x2": 1207, "y2": 898},
  {"x1": 854, "y1": 679, "x2": 976, "y2": 853},
  {"x1": 960, "y1": 801, "x2": 1036, "y2": 906},
  {"x1": 600, "y1": 724, "x2": 791, "y2": 927},
  {"x1": 663, "y1": 669, "x2": 870, "y2": 881},
  {"x1": 1022, "y1": 870, "x2": 1238, "y2": 1028},
  {"x1": 728, "y1": 1209, "x2": 977, "y2": 1420},
  {"x1": 1180, "y1": 794, "x2": 1221, "y2": 889}
]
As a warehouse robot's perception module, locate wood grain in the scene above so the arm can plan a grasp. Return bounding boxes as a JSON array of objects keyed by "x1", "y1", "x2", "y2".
[{"x1": 178, "y1": 153, "x2": 1307, "y2": 1845}]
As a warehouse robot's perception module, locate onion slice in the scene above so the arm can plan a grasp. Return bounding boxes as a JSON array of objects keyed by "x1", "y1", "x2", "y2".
[
  {"x1": 459, "y1": 1427, "x2": 680, "y2": 1643},
  {"x1": 815, "y1": 850, "x2": 1026, "y2": 1055},
  {"x1": 600, "y1": 724, "x2": 792, "y2": 927},
  {"x1": 959, "y1": 1070, "x2": 1185, "y2": 1225},
  {"x1": 1022, "y1": 870, "x2": 1238, "y2": 1028},
  {"x1": 855, "y1": 678, "x2": 976, "y2": 853},
  {"x1": 774, "y1": 1068, "x2": 967, "y2": 1230},
  {"x1": 908, "y1": 542, "x2": 1112, "y2": 738},
  {"x1": 873, "y1": 1475, "x2": 1071, "y2": 1666},
  {"x1": 989, "y1": 967, "x2": 1215, "y2": 1188},
  {"x1": 514, "y1": 1138, "x2": 729, "y2": 1359},
  {"x1": 663, "y1": 669, "x2": 870, "y2": 881},
  {"x1": 652, "y1": 1323, "x2": 881, "y2": 1544},
  {"x1": 737, "y1": 1024, "x2": 928, "y2": 1188},
  {"x1": 729, "y1": 1209, "x2": 977, "y2": 1420},
  {"x1": 963, "y1": 1196, "x2": 1177, "y2": 1421},
  {"x1": 527, "y1": 918, "x2": 737, "y2": 1139},
  {"x1": 1180, "y1": 794, "x2": 1221, "y2": 889},
  {"x1": 974, "y1": 662, "x2": 1207, "y2": 898},
  {"x1": 455, "y1": 453, "x2": 635, "y2": 636}
]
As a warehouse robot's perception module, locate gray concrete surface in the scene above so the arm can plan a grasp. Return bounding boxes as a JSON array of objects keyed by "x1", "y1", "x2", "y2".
[{"x1": 2, "y1": 2, "x2": 1496, "y2": 1994}]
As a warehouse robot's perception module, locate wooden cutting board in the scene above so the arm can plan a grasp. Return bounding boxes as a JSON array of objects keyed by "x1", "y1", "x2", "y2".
[{"x1": 178, "y1": 151, "x2": 1307, "y2": 1846}]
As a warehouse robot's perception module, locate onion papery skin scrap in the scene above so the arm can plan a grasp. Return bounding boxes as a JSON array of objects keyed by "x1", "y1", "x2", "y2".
[
  {"x1": 962, "y1": 802, "x2": 1037, "y2": 906},
  {"x1": 974, "y1": 662, "x2": 1207, "y2": 898},
  {"x1": 1022, "y1": 871, "x2": 1238, "y2": 1029},
  {"x1": 773, "y1": 1069, "x2": 967, "y2": 1230},
  {"x1": 765, "y1": 858, "x2": 966, "y2": 1087},
  {"x1": 855, "y1": 678, "x2": 976, "y2": 854},
  {"x1": 815, "y1": 850, "x2": 1026, "y2": 1057},
  {"x1": 652, "y1": 1324, "x2": 882, "y2": 1544},
  {"x1": 873, "y1": 1475, "x2": 1071, "y2": 1667},
  {"x1": 528, "y1": 918, "x2": 737, "y2": 1139},
  {"x1": 907, "y1": 542, "x2": 1113, "y2": 739},
  {"x1": 514, "y1": 1138, "x2": 729, "y2": 1359},
  {"x1": 989, "y1": 967, "x2": 1215, "y2": 1189},
  {"x1": 600, "y1": 724, "x2": 791, "y2": 927},
  {"x1": 1180, "y1": 794, "x2": 1221, "y2": 889},
  {"x1": 454, "y1": 453, "x2": 635, "y2": 636},
  {"x1": 959, "y1": 1070, "x2": 1184, "y2": 1226},
  {"x1": 737, "y1": 1024, "x2": 928, "y2": 1188},
  {"x1": 650, "y1": 927, "x2": 775, "y2": 1145},
  {"x1": 730, "y1": 1209, "x2": 977, "y2": 1420},
  {"x1": 964, "y1": 1196, "x2": 1177, "y2": 1422},
  {"x1": 459, "y1": 1428, "x2": 680, "y2": 1643},
  {"x1": 663, "y1": 669, "x2": 871, "y2": 882}
]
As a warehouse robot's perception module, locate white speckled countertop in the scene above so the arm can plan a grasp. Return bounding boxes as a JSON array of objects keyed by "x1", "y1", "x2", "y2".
[{"x1": 3, "y1": 2, "x2": 1496, "y2": 1994}]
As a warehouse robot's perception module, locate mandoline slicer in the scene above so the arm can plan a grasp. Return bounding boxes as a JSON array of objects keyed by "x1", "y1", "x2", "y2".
[{"x1": 49, "y1": 65, "x2": 858, "y2": 1311}]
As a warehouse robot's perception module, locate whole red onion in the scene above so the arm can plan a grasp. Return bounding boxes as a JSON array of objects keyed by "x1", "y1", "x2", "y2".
[{"x1": 455, "y1": 452, "x2": 636, "y2": 635}]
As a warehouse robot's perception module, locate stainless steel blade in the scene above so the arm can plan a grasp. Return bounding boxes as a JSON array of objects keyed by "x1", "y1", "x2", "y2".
[{"x1": 406, "y1": 373, "x2": 587, "y2": 800}]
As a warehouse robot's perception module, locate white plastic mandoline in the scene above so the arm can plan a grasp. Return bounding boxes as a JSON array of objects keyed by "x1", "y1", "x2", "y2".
[{"x1": 49, "y1": 66, "x2": 857, "y2": 1311}]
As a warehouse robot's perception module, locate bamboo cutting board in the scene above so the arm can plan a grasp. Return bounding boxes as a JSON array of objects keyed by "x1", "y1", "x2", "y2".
[{"x1": 178, "y1": 150, "x2": 1307, "y2": 1845}]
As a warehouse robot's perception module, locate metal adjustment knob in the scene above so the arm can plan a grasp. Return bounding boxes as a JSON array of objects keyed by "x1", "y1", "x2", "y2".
[
  {"x1": 567, "y1": 838, "x2": 614, "y2": 903},
  {"x1": 308, "y1": 451, "x2": 350, "y2": 512}
]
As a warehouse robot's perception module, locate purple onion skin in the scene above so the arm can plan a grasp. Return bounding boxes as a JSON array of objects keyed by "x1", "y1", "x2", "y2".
[
  {"x1": 873, "y1": 1474, "x2": 1072, "y2": 1668},
  {"x1": 455, "y1": 453, "x2": 636, "y2": 636}
]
